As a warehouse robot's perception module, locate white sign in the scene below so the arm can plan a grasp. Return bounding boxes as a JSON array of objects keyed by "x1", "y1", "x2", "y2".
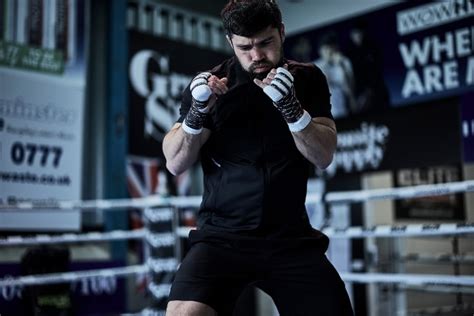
[
  {"x1": 397, "y1": 0, "x2": 474, "y2": 36},
  {"x1": 0, "y1": 70, "x2": 85, "y2": 230},
  {"x1": 324, "y1": 122, "x2": 390, "y2": 178}
]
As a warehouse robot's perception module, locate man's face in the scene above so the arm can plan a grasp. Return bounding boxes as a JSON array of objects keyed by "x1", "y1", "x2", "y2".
[{"x1": 228, "y1": 25, "x2": 285, "y2": 79}]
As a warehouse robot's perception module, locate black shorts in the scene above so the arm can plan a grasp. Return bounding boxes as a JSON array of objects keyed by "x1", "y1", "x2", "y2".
[{"x1": 168, "y1": 230, "x2": 354, "y2": 316}]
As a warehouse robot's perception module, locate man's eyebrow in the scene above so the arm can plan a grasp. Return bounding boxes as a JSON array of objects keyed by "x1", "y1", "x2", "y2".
[{"x1": 236, "y1": 35, "x2": 274, "y2": 48}]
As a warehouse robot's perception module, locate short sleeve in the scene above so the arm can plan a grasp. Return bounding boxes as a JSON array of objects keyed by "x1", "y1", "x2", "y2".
[
  {"x1": 296, "y1": 63, "x2": 333, "y2": 120},
  {"x1": 176, "y1": 83, "x2": 192, "y2": 123}
]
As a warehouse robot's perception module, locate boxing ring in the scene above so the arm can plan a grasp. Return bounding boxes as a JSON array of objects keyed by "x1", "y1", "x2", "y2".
[{"x1": 1, "y1": 180, "x2": 473, "y2": 315}]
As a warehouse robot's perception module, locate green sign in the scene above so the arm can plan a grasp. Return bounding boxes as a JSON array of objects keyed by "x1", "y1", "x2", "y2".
[{"x1": 0, "y1": 41, "x2": 65, "y2": 74}]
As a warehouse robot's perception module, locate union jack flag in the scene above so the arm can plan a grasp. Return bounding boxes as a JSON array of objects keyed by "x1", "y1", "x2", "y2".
[{"x1": 126, "y1": 155, "x2": 161, "y2": 198}]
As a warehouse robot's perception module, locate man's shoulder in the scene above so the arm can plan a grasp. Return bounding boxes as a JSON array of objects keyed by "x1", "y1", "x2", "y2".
[
  {"x1": 287, "y1": 59, "x2": 325, "y2": 80},
  {"x1": 209, "y1": 57, "x2": 235, "y2": 76}
]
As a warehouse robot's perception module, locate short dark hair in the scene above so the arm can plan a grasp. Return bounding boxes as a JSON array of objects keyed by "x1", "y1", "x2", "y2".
[
  {"x1": 221, "y1": 0, "x2": 282, "y2": 37},
  {"x1": 318, "y1": 32, "x2": 339, "y2": 49}
]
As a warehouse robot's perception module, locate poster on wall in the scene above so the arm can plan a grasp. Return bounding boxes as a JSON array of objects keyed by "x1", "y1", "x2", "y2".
[
  {"x1": 461, "y1": 92, "x2": 474, "y2": 162},
  {"x1": 128, "y1": 30, "x2": 231, "y2": 160},
  {"x1": 0, "y1": 260, "x2": 126, "y2": 315},
  {"x1": 285, "y1": 0, "x2": 474, "y2": 119},
  {"x1": 127, "y1": 29, "x2": 231, "y2": 311},
  {"x1": 394, "y1": 165, "x2": 465, "y2": 220},
  {"x1": 127, "y1": 30, "x2": 230, "y2": 195},
  {"x1": 0, "y1": 0, "x2": 88, "y2": 231},
  {"x1": 321, "y1": 99, "x2": 462, "y2": 178}
]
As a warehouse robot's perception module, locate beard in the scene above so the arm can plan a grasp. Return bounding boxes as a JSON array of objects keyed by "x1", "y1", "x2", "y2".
[
  {"x1": 246, "y1": 48, "x2": 284, "y2": 80},
  {"x1": 248, "y1": 60, "x2": 274, "y2": 80}
]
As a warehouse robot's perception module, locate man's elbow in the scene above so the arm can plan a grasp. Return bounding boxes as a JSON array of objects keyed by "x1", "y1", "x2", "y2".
[
  {"x1": 315, "y1": 153, "x2": 334, "y2": 170},
  {"x1": 165, "y1": 160, "x2": 185, "y2": 176}
]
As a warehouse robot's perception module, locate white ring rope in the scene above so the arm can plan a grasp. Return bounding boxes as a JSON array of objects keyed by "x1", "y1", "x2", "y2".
[
  {"x1": 401, "y1": 253, "x2": 474, "y2": 264},
  {"x1": 340, "y1": 272, "x2": 474, "y2": 287},
  {"x1": 0, "y1": 264, "x2": 148, "y2": 287},
  {"x1": 176, "y1": 224, "x2": 474, "y2": 239},
  {"x1": 1, "y1": 180, "x2": 473, "y2": 292},
  {"x1": 400, "y1": 284, "x2": 474, "y2": 295},
  {"x1": 325, "y1": 180, "x2": 474, "y2": 203},
  {"x1": 0, "y1": 195, "x2": 202, "y2": 211},
  {"x1": 4, "y1": 223, "x2": 471, "y2": 249},
  {"x1": 323, "y1": 223, "x2": 474, "y2": 238},
  {"x1": 0, "y1": 229, "x2": 146, "y2": 247},
  {"x1": 1, "y1": 180, "x2": 472, "y2": 211},
  {"x1": 2, "y1": 264, "x2": 473, "y2": 289},
  {"x1": 3, "y1": 223, "x2": 472, "y2": 248}
]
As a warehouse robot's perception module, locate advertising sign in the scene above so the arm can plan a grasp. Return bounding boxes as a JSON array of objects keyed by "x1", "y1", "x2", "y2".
[
  {"x1": 0, "y1": 261, "x2": 126, "y2": 315},
  {"x1": 285, "y1": 0, "x2": 474, "y2": 118},
  {"x1": 394, "y1": 165, "x2": 465, "y2": 220},
  {"x1": 461, "y1": 92, "x2": 474, "y2": 162},
  {"x1": 322, "y1": 99, "x2": 462, "y2": 178},
  {"x1": 128, "y1": 30, "x2": 231, "y2": 159},
  {"x1": 0, "y1": 0, "x2": 87, "y2": 231}
]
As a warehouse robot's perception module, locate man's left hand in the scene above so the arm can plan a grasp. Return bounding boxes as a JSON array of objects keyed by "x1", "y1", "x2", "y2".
[{"x1": 253, "y1": 64, "x2": 294, "y2": 102}]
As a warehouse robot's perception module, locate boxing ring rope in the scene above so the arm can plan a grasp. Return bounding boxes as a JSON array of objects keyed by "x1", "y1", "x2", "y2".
[
  {"x1": 0, "y1": 195, "x2": 203, "y2": 211},
  {"x1": 1, "y1": 179, "x2": 474, "y2": 312},
  {"x1": 0, "y1": 229, "x2": 146, "y2": 246},
  {"x1": 339, "y1": 272, "x2": 474, "y2": 287},
  {"x1": 176, "y1": 223, "x2": 474, "y2": 239},
  {"x1": 325, "y1": 179, "x2": 474, "y2": 203},
  {"x1": 401, "y1": 253, "x2": 474, "y2": 264},
  {"x1": 0, "y1": 265, "x2": 149, "y2": 287}
]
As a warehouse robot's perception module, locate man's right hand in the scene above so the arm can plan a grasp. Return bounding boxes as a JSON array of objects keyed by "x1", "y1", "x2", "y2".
[
  {"x1": 191, "y1": 72, "x2": 228, "y2": 108},
  {"x1": 205, "y1": 74, "x2": 229, "y2": 110},
  {"x1": 183, "y1": 73, "x2": 228, "y2": 135}
]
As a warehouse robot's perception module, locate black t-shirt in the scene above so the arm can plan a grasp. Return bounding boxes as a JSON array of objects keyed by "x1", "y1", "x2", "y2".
[{"x1": 178, "y1": 56, "x2": 332, "y2": 242}]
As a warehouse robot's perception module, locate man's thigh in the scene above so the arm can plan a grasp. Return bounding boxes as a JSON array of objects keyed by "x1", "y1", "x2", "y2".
[
  {"x1": 166, "y1": 300, "x2": 217, "y2": 316},
  {"x1": 168, "y1": 242, "x2": 252, "y2": 315},
  {"x1": 257, "y1": 251, "x2": 354, "y2": 316}
]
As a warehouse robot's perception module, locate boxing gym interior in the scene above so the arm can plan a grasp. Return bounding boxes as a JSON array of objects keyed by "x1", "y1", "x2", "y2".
[{"x1": 1, "y1": 0, "x2": 473, "y2": 315}]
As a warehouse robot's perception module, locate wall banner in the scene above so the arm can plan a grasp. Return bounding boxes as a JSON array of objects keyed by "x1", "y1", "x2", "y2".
[
  {"x1": 0, "y1": 0, "x2": 88, "y2": 231},
  {"x1": 0, "y1": 261, "x2": 126, "y2": 315},
  {"x1": 461, "y1": 92, "x2": 474, "y2": 162},
  {"x1": 128, "y1": 30, "x2": 231, "y2": 159},
  {"x1": 285, "y1": 0, "x2": 474, "y2": 118},
  {"x1": 321, "y1": 99, "x2": 462, "y2": 178},
  {"x1": 394, "y1": 165, "x2": 465, "y2": 221}
]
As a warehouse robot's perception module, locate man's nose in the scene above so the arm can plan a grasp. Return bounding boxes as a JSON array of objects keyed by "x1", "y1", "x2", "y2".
[{"x1": 250, "y1": 47, "x2": 264, "y2": 61}]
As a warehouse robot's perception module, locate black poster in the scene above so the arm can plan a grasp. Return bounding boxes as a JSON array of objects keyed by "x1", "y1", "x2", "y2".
[
  {"x1": 128, "y1": 30, "x2": 231, "y2": 158},
  {"x1": 285, "y1": 0, "x2": 474, "y2": 118},
  {"x1": 461, "y1": 92, "x2": 474, "y2": 162},
  {"x1": 394, "y1": 165, "x2": 465, "y2": 220},
  {"x1": 322, "y1": 98, "x2": 462, "y2": 178}
]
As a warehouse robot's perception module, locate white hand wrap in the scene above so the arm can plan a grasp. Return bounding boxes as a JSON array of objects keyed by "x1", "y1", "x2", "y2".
[
  {"x1": 262, "y1": 67, "x2": 311, "y2": 132},
  {"x1": 190, "y1": 72, "x2": 212, "y2": 102},
  {"x1": 263, "y1": 67, "x2": 294, "y2": 102},
  {"x1": 183, "y1": 72, "x2": 213, "y2": 135}
]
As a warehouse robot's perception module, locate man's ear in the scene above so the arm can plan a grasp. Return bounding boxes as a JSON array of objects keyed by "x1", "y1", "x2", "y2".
[
  {"x1": 280, "y1": 23, "x2": 286, "y2": 43},
  {"x1": 226, "y1": 35, "x2": 234, "y2": 49}
]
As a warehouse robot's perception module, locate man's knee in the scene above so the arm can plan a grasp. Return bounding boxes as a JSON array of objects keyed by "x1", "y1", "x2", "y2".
[{"x1": 166, "y1": 300, "x2": 217, "y2": 316}]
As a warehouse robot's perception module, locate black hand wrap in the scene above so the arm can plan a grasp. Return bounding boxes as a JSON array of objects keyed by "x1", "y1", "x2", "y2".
[
  {"x1": 274, "y1": 88, "x2": 304, "y2": 123},
  {"x1": 182, "y1": 72, "x2": 212, "y2": 135},
  {"x1": 183, "y1": 99, "x2": 208, "y2": 132},
  {"x1": 263, "y1": 67, "x2": 312, "y2": 132}
]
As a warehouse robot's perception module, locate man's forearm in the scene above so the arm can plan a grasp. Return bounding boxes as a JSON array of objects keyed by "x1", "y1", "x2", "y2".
[
  {"x1": 292, "y1": 118, "x2": 337, "y2": 169},
  {"x1": 162, "y1": 124, "x2": 208, "y2": 175}
]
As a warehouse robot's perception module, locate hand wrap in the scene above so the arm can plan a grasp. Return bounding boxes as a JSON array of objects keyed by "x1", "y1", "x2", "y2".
[
  {"x1": 182, "y1": 72, "x2": 212, "y2": 135},
  {"x1": 263, "y1": 67, "x2": 311, "y2": 132}
]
